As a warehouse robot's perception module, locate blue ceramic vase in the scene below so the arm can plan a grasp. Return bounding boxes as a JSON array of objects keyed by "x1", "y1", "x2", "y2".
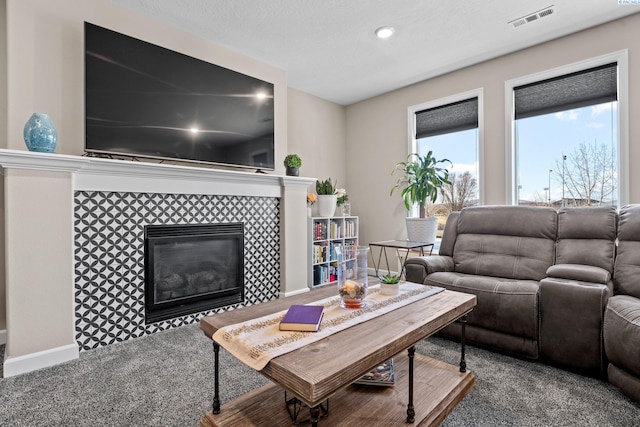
[{"x1": 23, "y1": 113, "x2": 58, "y2": 153}]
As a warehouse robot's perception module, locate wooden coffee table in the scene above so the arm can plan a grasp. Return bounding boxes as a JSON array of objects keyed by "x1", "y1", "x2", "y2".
[{"x1": 199, "y1": 284, "x2": 476, "y2": 426}]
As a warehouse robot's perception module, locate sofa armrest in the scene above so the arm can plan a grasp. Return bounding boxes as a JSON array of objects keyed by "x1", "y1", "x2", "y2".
[
  {"x1": 539, "y1": 276, "x2": 612, "y2": 373},
  {"x1": 546, "y1": 263, "x2": 611, "y2": 284},
  {"x1": 405, "y1": 256, "x2": 454, "y2": 284}
]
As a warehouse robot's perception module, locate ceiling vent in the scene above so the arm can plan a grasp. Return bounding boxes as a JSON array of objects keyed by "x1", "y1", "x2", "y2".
[{"x1": 509, "y1": 6, "x2": 554, "y2": 29}]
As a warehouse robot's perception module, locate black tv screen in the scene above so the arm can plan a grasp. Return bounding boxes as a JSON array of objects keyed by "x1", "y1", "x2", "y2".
[{"x1": 84, "y1": 22, "x2": 275, "y2": 170}]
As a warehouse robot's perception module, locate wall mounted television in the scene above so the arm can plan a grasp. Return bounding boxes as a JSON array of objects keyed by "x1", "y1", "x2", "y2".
[{"x1": 84, "y1": 22, "x2": 275, "y2": 170}]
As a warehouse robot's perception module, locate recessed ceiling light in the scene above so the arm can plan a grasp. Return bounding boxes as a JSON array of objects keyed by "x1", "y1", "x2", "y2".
[{"x1": 375, "y1": 26, "x2": 395, "y2": 39}]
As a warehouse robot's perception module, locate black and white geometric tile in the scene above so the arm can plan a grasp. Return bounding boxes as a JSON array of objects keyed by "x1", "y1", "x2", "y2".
[{"x1": 74, "y1": 191, "x2": 280, "y2": 351}]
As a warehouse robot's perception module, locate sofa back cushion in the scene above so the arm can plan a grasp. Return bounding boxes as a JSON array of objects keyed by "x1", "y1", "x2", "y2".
[
  {"x1": 614, "y1": 204, "x2": 640, "y2": 298},
  {"x1": 438, "y1": 211, "x2": 459, "y2": 257},
  {"x1": 556, "y1": 206, "x2": 617, "y2": 273},
  {"x1": 453, "y1": 206, "x2": 557, "y2": 281}
]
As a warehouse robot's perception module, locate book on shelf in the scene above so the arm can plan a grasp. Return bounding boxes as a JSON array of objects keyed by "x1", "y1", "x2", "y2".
[
  {"x1": 313, "y1": 221, "x2": 327, "y2": 241},
  {"x1": 353, "y1": 359, "x2": 395, "y2": 386},
  {"x1": 314, "y1": 265, "x2": 329, "y2": 285},
  {"x1": 279, "y1": 305, "x2": 324, "y2": 332},
  {"x1": 313, "y1": 244, "x2": 327, "y2": 264}
]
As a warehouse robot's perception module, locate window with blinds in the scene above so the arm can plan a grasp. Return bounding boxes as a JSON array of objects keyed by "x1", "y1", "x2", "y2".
[
  {"x1": 514, "y1": 63, "x2": 617, "y2": 120},
  {"x1": 513, "y1": 62, "x2": 618, "y2": 208},
  {"x1": 413, "y1": 95, "x2": 480, "y2": 225},
  {"x1": 415, "y1": 97, "x2": 478, "y2": 139}
]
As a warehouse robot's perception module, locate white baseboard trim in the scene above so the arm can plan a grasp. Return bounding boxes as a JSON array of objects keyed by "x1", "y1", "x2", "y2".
[
  {"x1": 279, "y1": 287, "x2": 310, "y2": 298},
  {"x1": 0, "y1": 329, "x2": 6, "y2": 345},
  {"x1": 3, "y1": 343, "x2": 79, "y2": 377}
]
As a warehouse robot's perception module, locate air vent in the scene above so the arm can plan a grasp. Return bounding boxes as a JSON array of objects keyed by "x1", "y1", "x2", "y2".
[
  {"x1": 509, "y1": 5, "x2": 554, "y2": 29},
  {"x1": 539, "y1": 8, "x2": 554, "y2": 18}
]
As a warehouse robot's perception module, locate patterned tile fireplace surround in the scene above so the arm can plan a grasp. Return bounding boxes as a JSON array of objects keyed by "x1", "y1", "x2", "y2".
[
  {"x1": 74, "y1": 191, "x2": 280, "y2": 351},
  {"x1": 0, "y1": 149, "x2": 314, "y2": 376}
]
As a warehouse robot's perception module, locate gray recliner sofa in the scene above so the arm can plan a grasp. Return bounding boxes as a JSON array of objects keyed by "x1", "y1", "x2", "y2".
[
  {"x1": 406, "y1": 204, "x2": 640, "y2": 403},
  {"x1": 604, "y1": 205, "x2": 640, "y2": 403},
  {"x1": 406, "y1": 205, "x2": 558, "y2": 359}
]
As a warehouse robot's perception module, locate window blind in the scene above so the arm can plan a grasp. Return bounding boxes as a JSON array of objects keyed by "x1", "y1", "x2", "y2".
[
  {"x1": 415, "y1": 97, "x2": 478, "y2": 139},
  {"x1": 514, "y1": 63, "x2": 617, "y2": 120}
]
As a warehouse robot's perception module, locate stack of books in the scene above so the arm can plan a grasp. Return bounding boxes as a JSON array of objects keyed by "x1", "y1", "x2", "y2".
[{"x1": 354, "y1": 359, "x2": 395, "y2": 387}]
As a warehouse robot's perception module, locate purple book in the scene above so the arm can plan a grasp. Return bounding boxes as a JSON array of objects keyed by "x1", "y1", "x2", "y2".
[{"x1": 279, "y1": 305, "x2": 324, "y2": 332}]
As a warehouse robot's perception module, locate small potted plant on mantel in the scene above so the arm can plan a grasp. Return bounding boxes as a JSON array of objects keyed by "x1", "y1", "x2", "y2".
[
  {"x1": 390, "y1": 151, "x2": 451, "y2": 243},
  {"x1": 379, "y1": 273, "x2": 401, "y2": 296},
  {"x1": 283, "y1": 154, "x2": 302, "y2": 176}
]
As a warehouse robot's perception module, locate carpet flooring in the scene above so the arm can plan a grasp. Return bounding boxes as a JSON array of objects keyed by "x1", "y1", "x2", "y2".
[{"x1": 0, "y1": 325, "x2": 638, "y2": 426}]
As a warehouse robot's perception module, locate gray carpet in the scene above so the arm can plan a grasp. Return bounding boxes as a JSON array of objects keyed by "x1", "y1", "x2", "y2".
[{"x1": 0, "y1": 325, "x2": 638, "y2": 426}]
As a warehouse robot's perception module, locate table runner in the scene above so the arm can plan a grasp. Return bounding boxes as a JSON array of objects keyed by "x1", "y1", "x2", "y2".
[{"x1": 211, "y1": 282, "x2": 444, "y2": 370}]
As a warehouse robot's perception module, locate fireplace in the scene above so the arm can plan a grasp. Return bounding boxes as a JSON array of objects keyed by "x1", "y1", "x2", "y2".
[{"x1": 144, "y1": 222, "x2": 245, "y2": 323}]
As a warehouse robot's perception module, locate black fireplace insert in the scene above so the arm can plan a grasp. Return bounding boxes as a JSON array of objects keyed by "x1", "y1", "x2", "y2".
[{"x1": 144, "y1": 223, "x2": 244, "y2": 323}]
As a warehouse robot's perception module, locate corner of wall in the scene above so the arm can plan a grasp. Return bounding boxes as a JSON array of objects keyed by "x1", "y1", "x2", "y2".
[
  {"x1": 0, "y1": 172, "x2": 5, "y2": 333},
  {"x1": 0, "y1": 0, "x2": 7, "y2": 149}
]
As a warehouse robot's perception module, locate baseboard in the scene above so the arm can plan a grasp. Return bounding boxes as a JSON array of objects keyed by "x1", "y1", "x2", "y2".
[
  {"x1": 0, "y1": 329, "x2": 6, "y2": 345},
  {"x1": 3, "y1": 343, "x2": 79, "y2": 377},
  {"x1": 279, "y1": 287, "x2": 310, "y2": 298}
]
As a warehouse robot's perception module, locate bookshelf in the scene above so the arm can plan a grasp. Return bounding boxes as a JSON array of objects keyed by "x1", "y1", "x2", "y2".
[{"x1": 308, "y1": 216, "x2": 359, "y2": 288}]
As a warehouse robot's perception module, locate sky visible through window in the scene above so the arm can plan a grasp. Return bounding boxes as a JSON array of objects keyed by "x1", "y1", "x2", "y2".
[
  {"x1": 417, "y1": 128, "x2": 479, "y2": 203},
  {"x1": 417, "y1": 101, "x2": 617, "y2": 206},
  {"x1": 516, "y1": 101, "x2": 617, "y2": 204}
]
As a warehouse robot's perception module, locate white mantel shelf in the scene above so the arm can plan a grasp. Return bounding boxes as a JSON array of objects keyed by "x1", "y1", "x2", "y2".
[{"x1": 0, "y1": 149, "x2": 316, "y2": 197}]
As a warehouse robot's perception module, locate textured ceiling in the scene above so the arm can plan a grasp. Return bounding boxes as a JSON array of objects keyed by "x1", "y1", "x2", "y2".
[{"x1": 106, "y1": 0, "x2": 639, "y2": 105}]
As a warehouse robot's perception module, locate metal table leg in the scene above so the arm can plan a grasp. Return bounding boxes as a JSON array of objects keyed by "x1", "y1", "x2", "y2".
[
  {"x1": 460, "y1": 315, "x2": 468, "y2": 373},
  {"x1": 213, "y1": 341, "x2": 221, "y2": 414},
  {"x1": 396, "y1": 247, "x2": 416, "y2": 279},
  {"x1": 406, "y1": 345, "x2": 416, "y2": 423}
]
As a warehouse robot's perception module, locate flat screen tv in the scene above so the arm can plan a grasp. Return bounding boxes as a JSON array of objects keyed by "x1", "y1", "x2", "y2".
[{"x1": 84, "y1": 22, "x2": 275, "y2": 170}]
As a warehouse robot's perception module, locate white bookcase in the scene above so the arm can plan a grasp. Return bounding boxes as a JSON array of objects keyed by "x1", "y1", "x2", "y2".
[{"x1": 308, "y1": 216, "x2": 359, "y2": 288}]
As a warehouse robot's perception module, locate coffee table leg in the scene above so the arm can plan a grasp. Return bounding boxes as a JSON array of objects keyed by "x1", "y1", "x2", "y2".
[
  {"x1": 406, "y1": 345, "x2": 416, "y2": 423},
  {"x1": 213, "y1": 341, "x2": 221, "y2": 414},
  {"x1": 460, "y1": 315, "x2": 467, "y2": 373},
  {"x1": 310, "y1": 405, "x2": 321, "y2": 427}
]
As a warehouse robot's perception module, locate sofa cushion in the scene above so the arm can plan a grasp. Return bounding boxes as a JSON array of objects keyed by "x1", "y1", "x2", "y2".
[
  {"x1": 614, "y1": 205, "x2": 640, "y2": 299},
  {"x1": 424, "y1": 271, "x2": 539, "y2": 340},
  {"x1": 556, "y1": 206, "x2": 617, "y2": 274},
  {"x1": 453, "y1": 206, "x2": 557, "y2": 281},
  {"x1": 604, "y1": 295, "x2": 640, "y2": 377}
]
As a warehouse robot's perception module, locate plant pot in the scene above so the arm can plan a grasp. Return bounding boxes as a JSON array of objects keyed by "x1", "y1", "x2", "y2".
[
  {"x1": 380, "y1": 283, "x2": 400, "y2": 296},
  {"x1": 316, "y1": 195, "x2": 337, "y2": 218},
  {"x1": 406, "y1": 217, "x2": 438, "y2": 243},
  {"x1": 285, "y1": 166, "x2": 299, "y2": 176}
]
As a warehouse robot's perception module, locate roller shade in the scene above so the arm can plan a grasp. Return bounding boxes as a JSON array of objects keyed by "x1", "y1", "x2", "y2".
[
  {"x1": 514, "y1": 63, "x2": 617, "y2": 120},
  {"x1": 415, "y1": 97, "x2": 478, "y2": 139}
]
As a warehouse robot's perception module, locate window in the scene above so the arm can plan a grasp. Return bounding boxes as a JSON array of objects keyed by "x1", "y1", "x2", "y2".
[
  {"x1": 506, "y1": 51, "x2": 628, "y2": 207},
  {"x1": 409, "y1": 90, "x2": 482, "y2": 235}
]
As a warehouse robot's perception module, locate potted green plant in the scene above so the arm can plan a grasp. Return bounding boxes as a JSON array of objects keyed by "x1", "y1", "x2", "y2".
[
  {"x1": 315, "y1": 178, "x2": 338, "y2": 217},
  {"x1": 283, "y1": 154, "x2": 302, "y2": 176},
  {"x1": 379, "y1": 273, "x2": 401, "y2": 296},
  {"x1": 390, "y1": 151, "x2": 451, "y2": 243}
]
